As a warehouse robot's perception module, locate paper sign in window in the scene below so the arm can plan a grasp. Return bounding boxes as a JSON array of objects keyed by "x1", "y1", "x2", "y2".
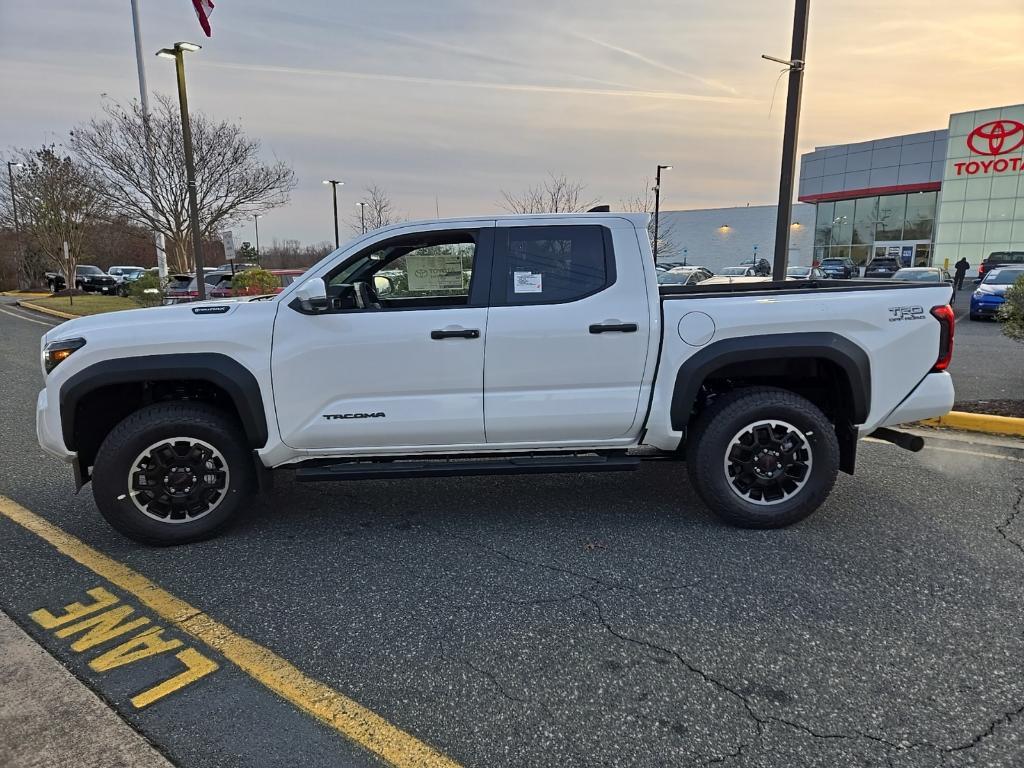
[
  {"x1": 513, "y1": 272, "x2": 543, "y2": 293},
  {"x1": 406, "y1": 255, "x2": 464, "y2": 291}
]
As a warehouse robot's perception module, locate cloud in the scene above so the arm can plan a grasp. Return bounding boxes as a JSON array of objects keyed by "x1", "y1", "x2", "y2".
[
  {"x1": 206, "y1": 60, "x2": 754, "y2": 105},
  {"x1": 566, "y1": 31, "x2": 739, "y2": 96}
]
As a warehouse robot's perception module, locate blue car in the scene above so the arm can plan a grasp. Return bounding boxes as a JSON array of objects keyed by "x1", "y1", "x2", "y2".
[{"x1": 970, "y1": 267, "x2": 1024, "y2": 320}]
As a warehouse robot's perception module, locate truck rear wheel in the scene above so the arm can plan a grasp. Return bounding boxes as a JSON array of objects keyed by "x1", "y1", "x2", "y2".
[
  {"x1": 685, "y1": 387, "x2": 839, "y2": 528},
  {"x1": 91, "y1": 402, "x2": 254, "y2": 545}
]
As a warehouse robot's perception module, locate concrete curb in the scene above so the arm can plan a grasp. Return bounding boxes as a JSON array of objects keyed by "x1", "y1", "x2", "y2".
[
  {"x1": 0, "y1": 291, "x2": 49, "y2": 298},
  {"x1": 16, "y1": 300, "x2": 78, "y2": 320},
  {"x1": 921, "y1": 411, "x2": 1024, "y2": 438}
]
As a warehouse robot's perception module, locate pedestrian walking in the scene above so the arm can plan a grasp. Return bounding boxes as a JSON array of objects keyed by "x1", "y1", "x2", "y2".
[{"x1": 953, "y1": 257, "x2": 970, "y2": 291}]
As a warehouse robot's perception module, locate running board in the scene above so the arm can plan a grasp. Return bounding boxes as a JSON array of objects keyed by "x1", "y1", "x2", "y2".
[{"x1": 294, "y1": 454, "x2": 641, "y2": 482}]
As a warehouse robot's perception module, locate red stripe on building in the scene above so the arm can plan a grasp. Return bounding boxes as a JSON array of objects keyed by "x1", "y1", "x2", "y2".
[{"x1": 798, "y1": 181, "x2": 942, "y2": 204}]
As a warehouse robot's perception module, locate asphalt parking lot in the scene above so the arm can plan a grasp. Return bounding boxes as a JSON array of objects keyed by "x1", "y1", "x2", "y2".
[{"x1": 1, "y1": 297, "x2": 1023, "y2": 767}]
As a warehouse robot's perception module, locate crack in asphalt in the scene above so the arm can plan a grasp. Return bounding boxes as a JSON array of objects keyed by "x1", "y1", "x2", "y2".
[
  {"x1": 947, "y1": 701, "x2": 1024, "y2": 753},
  {"x1": 994, "y1": 481, "x2": 1024, "y2": 559},
  {"x1": 579, "y1": 592, "x2": 935, "y2": 765}
]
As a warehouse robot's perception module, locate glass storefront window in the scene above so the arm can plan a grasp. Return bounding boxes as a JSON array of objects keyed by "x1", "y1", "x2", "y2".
[
  {"x1": 832, "y1": 200, "x2": 855, "y2": 246},
  {"x1": 875, "y1": 195, "x2": 906, "y2": 240},
  {"x1": 903, "y1": 191, "x2": 936, "y2": 240},
  {"x1": 850, "y1": 245, "x2": 871, "y2": 266},
  {"x1": 852, "y1": 197, "x2": 877, "y2": 246},
  {"x1": 814, "y1": 202, "x2": 834, "y2": 247}
]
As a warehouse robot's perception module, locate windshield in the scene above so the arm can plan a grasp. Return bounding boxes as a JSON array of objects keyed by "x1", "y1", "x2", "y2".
[
  {"x1": 787, "y1": 267, "x2": 810, "y2": 276},
  {"x1": 720, "y1": 266, "x2": 748, "y2": 275},
  {"x1": 983, "y1": 268, "x2": 1024, "y2": 286},
  {"x1": 869, "y1": 259, "x2": 898, "y2": 267},
  {"x1": 893, "y1": 269, "x2": 939, "y2": 281},
  {"x1": 821, "y1": 259, "x2": 845, "y2": 266},
  {"x1": 77, "y1": 266, "x2": 103, "y2": 275}
]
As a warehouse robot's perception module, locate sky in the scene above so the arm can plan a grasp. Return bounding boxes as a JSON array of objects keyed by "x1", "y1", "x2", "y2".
[{"x1": 2, "y1": 0, "x2": 1024, "y2": 247}]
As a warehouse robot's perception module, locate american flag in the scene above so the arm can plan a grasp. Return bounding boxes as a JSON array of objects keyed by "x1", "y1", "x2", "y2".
[{"x1": 192, "y1": 0, "x2": 215, "y2": 37}]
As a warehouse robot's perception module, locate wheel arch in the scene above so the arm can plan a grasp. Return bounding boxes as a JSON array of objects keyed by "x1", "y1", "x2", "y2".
[
  {"x1": 59, "y1": 353, "x2": 269, "y2": 480},
  {"x1": 670, "y1": 333, "x2": 870, "y2": 474}
]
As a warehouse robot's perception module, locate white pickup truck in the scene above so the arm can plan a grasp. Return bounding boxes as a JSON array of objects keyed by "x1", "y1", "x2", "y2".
[{"x1": 36, "y1": 214, "x2": 955, "y2": 544}]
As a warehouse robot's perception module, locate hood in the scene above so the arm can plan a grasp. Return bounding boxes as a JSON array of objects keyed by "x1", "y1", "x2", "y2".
[
  {"x1": 976, "y1": 283, "x2": 1010, "y2": 296},
  {"x1": 43, "y1": 298, "x2": 254, "y2": 344}
]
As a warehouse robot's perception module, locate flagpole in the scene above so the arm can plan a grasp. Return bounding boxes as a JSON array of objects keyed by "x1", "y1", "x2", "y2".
[{"x1": 130, "y1": 0, "x2": 168, "y2": 282}]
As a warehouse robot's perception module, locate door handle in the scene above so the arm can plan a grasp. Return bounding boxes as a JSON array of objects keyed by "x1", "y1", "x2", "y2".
[
  {"x1": 430, "y1": 328, "x2": 480, "y2": 340},
  {"x1": 589, "y1": 322, "x2": 638, "y2": 334}
]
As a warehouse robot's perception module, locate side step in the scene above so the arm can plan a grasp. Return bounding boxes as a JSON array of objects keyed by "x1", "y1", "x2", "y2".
[{"x1": 294, "y1": 454, "x2": 641, "y2": 482}]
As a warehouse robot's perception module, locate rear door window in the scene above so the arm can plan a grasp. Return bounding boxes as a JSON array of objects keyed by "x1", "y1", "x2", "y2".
[{"x1": 493, "y1": 225, "x2": 614, "y2": 305}]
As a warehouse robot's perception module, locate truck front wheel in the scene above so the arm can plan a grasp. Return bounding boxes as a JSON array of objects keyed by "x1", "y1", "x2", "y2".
[
  {"x1": 685, "y1": 387, "x2": 839, "y2": 528},
  {"x1": 91, "y1": 402, "x2": 254, "y2": 545}
]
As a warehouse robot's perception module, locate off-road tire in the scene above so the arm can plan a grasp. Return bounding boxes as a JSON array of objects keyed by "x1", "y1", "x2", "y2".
[
  {"x1": 685, "y1": 387, "x2": 839, "y2": 528},
  {"x1": 91, "y1": 402, "x2": 254, "y2": 545}
]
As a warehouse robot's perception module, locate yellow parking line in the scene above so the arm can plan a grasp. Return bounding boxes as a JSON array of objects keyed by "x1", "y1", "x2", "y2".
[{"x1": 0, "y1": 495, "x2": 461, "y2": 768}]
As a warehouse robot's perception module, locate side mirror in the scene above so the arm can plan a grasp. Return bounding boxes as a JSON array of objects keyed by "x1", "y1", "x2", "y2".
[
  {"x1": 373, "y1": 275, "x2": 394, "y2": 296},
  {"x1": 289, "y1": 277, "x2": 328, "y2": 314}
]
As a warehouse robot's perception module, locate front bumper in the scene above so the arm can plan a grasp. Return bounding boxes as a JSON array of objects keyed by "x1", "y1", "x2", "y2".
[
  {"x1": 971, "y1": 295, "x2": 1004, "y2": 316},
  {"x1": 36, "y1": 388, "x2": 75, "y2": 462},
  {"x1": 870, "y1": 372, "x2": 956, "y2": 431}
]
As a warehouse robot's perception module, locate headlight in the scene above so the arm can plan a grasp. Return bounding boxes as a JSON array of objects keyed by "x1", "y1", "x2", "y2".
[{"x1": 43, "y1": 338, "x2": 86, "y2": 374}]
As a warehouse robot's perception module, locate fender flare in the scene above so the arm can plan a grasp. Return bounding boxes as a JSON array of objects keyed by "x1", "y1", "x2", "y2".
[
  {"x1": 59, "y1": 353, "x2": 269, "y2": 450},
  {"x1": 669, "y1": 332, "x2": 871, "y2": 431}
]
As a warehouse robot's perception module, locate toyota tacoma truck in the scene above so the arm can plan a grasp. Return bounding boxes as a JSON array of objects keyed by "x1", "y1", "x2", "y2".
[{"x1": 36, "y1": 214, "x2": 955, "y2": 544}]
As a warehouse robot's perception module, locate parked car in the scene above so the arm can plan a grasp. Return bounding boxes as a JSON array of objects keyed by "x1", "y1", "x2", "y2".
[
  {"x1": 655, "y1": 266, "x2": 714, "y2": 286},
  {"x1": 786, "y1": 266, "x2": 828, "y2": 280},
  {"x1": 215, "y1": 262, "x2": 260, "y2": 273},
  {"x1": 977, "y1": 251, "x2": 1024, "y2": 280},
  {"x1": 970, "y1": 267, "x2": 1024, "y2": 321},
  {"x1": 107, "y1": 266, "x2": 147, "y2": 295},
  {"x1": 864, "y1": 258, "x2": 900, "y2": 278},
  {"x1": 893, "y1": 267, "x2": 954, "y2": 303},
  {"x1": 820, "y1": 257, "x2": 857, "y2": 279},
  {"x1": 47, "y1": 265, "x2": 119, "y2": 294},
  {"x1": 738, "y1": 257, "x2": 771, "y2": 276},
  {"x1": 36, "y1": 213, "x2": 955, "y2": 544},
  {"x1": 161, "y1": 274, "x2": 196, "y2": 305},
  {"x1": 718, "y1": 265, "x2": 757, "y2": 277}
]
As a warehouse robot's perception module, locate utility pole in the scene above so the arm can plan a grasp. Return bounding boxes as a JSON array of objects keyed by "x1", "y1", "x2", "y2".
[
  {"x1": 254, "y1": 214, "x2": 262, "y2": 260},
  {"x1": 157, "y1": 42, "x2": 205, "y2": 299},
  {"x1": 767, "y1": 0, "x2": 810, "y2": 282},
  {"x1": 357, "y1": 201, "x2": 367, "y2": 234},
  {"x1": 130, "y1": 0, "x2": 168, "y2": 282},
  {"x1": 652, "y1": 164, "x2": 672, "y2": 262}
]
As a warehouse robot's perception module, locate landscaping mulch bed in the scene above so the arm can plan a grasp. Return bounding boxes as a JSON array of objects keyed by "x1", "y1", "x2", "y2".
[{"x1": 954, "y1": 400, "x2": 1024, "y2": 418}]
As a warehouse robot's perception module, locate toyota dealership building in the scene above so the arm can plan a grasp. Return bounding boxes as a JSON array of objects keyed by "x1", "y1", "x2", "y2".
[{"x1": 661, "y1": 102, "x2": 1024, "y2": 273}]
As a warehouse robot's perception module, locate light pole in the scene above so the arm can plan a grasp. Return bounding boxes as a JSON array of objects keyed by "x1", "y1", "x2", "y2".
[
  {"x1": 653, "y1": 164, "x2": 672, "y2": 262},
  {"x1": 766, "y1": 0, "x2": 810, "y2": 281},
  {"x1": 156, "y1": 42, "x2": 206, "y2": 299},
  {"x1": 356, "y1": 201, "x2": 367, "y2": 234},
  {"x1": 6, "y1": 162, "x2": 26, "y2": 286},
  {"x1": 323, "y1": 179, "x2": 343, "y2": 248},
  {"x1": 254, "y1": 214, "x2": 262, "y2": 261},
  {"x1": 130, "y1": 0, "x2": 168, "y2": 281}
]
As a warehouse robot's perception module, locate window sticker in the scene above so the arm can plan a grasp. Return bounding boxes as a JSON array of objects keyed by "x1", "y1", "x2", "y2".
[
  {"x1": 406, "y1": 255, "x2": 464, "y2": 291},
  {"x1": 513, "y1": 271, "x2": 543, "y2": 293}
]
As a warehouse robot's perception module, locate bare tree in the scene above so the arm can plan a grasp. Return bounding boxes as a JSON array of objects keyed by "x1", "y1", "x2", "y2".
[
  {"x1": 350, "y1": 184, "x2": 401, "y2": 233},
  {"x1": 69, "y1": 96, "x2": 296, "y2": 273},
  {"x1": 500, "y1": 173, "x2": 594, "y2": 214},
  {"x1": 5, "y1": 146, "x2": 110, "y2": 293},
  {"x1": 620, "y1": 178, "x2": 681, "y2": 262}
]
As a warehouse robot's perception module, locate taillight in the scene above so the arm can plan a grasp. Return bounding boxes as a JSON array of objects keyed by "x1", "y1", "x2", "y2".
[
  {"x1": 978, "y1": 263, "x2": 987, "y2": 277},
  {"x1": 930, "y1": 304, "x2": 955, "y2": 372}
]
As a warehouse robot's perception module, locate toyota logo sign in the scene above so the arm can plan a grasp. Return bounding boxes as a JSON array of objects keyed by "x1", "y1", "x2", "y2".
[{"x1": 966, "y1": 119, "x2": 1024, "y2": 156}]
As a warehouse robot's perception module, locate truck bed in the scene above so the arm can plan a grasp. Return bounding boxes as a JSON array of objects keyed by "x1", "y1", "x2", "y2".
[{"x1": 659, "y1": 278, "x2": 948, "y2": 298}]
